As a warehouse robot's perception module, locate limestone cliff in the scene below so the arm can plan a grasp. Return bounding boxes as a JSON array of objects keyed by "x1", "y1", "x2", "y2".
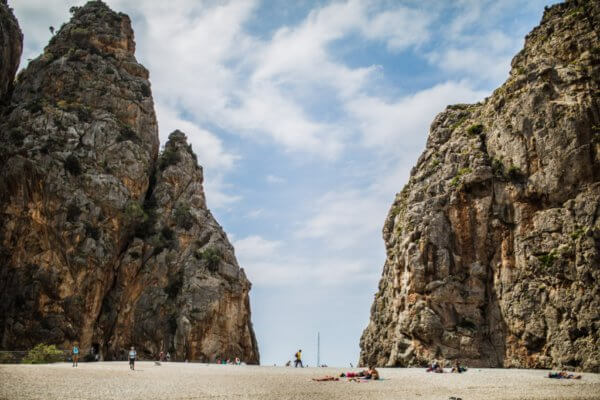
[
  {"x1": 360, "y1": 0, "x2": 599, "y2": 372},
  {"x1": 0, "y1": 0, "x2": 22, "y2": 101},
  {"x1": 0, "y1": 0, "x2": 259, "y2": 363}
]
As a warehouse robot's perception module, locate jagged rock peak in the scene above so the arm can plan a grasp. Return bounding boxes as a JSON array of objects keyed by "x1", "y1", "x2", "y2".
[
  {"x1": 167, "y1": 129, "x2": 189, "y2": 144},
  {"x1": 47, "y1": 0, "x2": 135, "y2": 61},
  {"x1": 0, "y1": 0, "x2": 22, "y2": 100},
  {"x1": 0, "y1": 1, "x2": 259, "y2": 364},
  {"x1": 360, "y1": 0, "x2": 600, "y2": 372}
]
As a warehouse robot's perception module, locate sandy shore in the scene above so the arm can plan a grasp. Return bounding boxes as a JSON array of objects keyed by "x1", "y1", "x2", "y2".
[{"x1": 0, "y1": 362, "x2": 599, "y2": 400}]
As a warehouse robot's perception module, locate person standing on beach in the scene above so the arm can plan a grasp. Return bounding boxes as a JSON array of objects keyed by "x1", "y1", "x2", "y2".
[
  {"x1": 129, "y1": 346, "x2": 137, "y2": 370},
  {"x1": 72, "y1": 343, "x2": 79, "y2": 367},
  {"x1": 294, "y1": 350, "x2": 303, "y2": 368}
]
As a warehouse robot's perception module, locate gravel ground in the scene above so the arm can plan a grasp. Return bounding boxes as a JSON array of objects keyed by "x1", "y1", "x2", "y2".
[{"x1": 0, "y1": 362, "x2": 599, "y2": 400}]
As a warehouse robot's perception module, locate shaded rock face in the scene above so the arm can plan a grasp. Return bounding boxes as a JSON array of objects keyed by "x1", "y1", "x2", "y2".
[
  {"x1": 0, "y1": 1, "x2": 259, "y2": 364},
  {"x1": 0, "y1": 0, "x2": 22, "y2": 101},
  {"x1": 360, "y1": 0, "x2": 600, "y2": 372}
]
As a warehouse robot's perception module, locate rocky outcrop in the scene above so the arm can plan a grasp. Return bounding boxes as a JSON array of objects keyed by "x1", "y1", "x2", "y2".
[
  {"x1": 360, "y1": 0, "x2": 600, "y2": 372},
  {"x1": 97, "y1": 130, "x2": 259, "y2": 362},
  {"x1": 0, "y1": 1, "x2": 259, "y2": 363},
  {"x1": 0, "y1": 0, "x2": 22, "y2": 101}
]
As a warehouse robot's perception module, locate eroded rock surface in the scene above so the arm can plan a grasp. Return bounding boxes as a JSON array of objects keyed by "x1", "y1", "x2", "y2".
[
  {"x1": 0, "y1": 1, "x2": 258, "y2": 363},
  {"x1": 360, "y1": 0, "x2": 599, "y2": 372},
  {"x1": 0, "y1": 0, "x2": 22, "y2": 100}
]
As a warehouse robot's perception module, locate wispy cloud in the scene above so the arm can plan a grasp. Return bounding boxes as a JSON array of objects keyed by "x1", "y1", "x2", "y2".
[
  {"x1": 347, "y1": 81, "x2": 489, "y2": 151},
  {"x1": 266, "y1": 174, "x2": 285, "y2": 184}
]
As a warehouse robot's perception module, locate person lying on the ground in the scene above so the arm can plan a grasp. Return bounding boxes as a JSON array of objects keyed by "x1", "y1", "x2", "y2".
[
  {"x1": 312, "y1": 376, "x2": 340, "y2": 381},
  {"x1": 426, "y1": 360, "x2": 444, "y2": 373},
  {"x1": 451, "y1": 360, "x2": 467, "y2": 373},
  {"x1": 340, "y1": 367, "x2": 380, "y2": 380},
  {"x1": 548, "y1": 371, "x2": 582, "y2": 379}
]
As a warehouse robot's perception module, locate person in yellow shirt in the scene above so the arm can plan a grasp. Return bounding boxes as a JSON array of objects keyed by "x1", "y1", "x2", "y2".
[{"x1": 294, "y1": 349, "x2": 303, "y2": 368}]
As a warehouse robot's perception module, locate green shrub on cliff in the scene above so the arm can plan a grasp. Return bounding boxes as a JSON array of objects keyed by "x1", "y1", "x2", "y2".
[
  {"x1": 538, "y1": 251, "x2": 557, "y2": 268},
  {"x1": 158, "y1": 148, "x2": 181, "y2": 171},
  {"x1": 174, "y1": 204, "x2": 193, "y2": 230},
  {"x1": 197, "y1": 247, "x2": 221, "y2": 272},
  {"x1": 22, "y1": 344, "x2": 64, "y2": 364},
  {"x1": 467, "y1": 124, "x2": 484, "y2": 136},
  {"x1": 125, "y1": 201, "x2": 157, "y2": 239}
]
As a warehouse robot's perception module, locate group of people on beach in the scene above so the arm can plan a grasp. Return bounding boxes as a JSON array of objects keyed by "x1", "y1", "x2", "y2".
[
  {"x1": 215, "y1": 357, "x2": 242, "y2": 365},
  {"x1": 69, "y1": 343, "x2": 585, "y2": 383},
  {"x1": 71, "y1": 343, "x2": 139, "y2": 370},
  {"x1": 312, "y1": 366, "x2": 380, "y2": 382},
  {"x1": 158, "y1": 351, "x2": 171, "y2": 362},
  {"x1": 426, "y1": 359, "x2": 466, "y2": 373}
]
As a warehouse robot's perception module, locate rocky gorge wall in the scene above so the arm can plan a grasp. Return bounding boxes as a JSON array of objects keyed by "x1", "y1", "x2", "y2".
[
  {"x1": 360, "y1": 0, "x2": 600, "y2": 372},
  {"x1": 0, "y1": 0, "x2": 21, "y2": 101},
  {"x1": 0, "y1": 1, "x2": 259, "y2": 363}
]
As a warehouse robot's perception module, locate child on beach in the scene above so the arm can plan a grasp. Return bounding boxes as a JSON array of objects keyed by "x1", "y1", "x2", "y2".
[
  {"x1": 128, "y1": 346, "x2": 137, "y2": 370},
  {"x1": 72, "y1": 343, "x2": 79, "y2": 367}
]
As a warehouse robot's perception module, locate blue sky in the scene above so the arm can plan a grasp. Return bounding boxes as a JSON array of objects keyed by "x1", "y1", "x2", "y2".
[{"x1": 13, "y1": 0, "x2": 559, "y2": 367}]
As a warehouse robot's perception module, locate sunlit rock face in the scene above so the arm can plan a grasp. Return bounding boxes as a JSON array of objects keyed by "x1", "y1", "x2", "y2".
[
  {"x1": 0, "y1": 1, "x2": 259, "y2": 364},
  {"x1": 360, "y1": 0, "x2": 599, "y2": 372}
]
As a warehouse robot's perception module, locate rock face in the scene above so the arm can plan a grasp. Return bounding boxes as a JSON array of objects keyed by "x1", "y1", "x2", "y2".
[
  {"x1": 0, "y1": 0, "x2": 22, "y2": 101},
  {"x1": 360, "y1": 0, "x2": 599, "y2": 372},
  {"x1": 0, "y1": 1, "x2": 259, "y2": 363}
]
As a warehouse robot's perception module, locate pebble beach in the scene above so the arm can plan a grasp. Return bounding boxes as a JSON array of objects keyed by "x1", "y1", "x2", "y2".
[{"x1": 1, "y1": 362, "x2": 599, "y2": 400}]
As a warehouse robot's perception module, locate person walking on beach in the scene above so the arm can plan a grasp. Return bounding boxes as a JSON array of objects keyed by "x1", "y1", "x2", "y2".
[
  {"x1": 294, "y1": 350, "x2": 303, "y2": 368},
  {"x1": 128, "y1": 346, "x2": 137, "y2": 370},
  {"x1": 72, "y1": 343, "x2": 79, "y2": 367}
]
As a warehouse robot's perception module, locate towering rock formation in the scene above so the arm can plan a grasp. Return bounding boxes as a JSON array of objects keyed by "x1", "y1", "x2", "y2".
[
  {"x1": 0, "y1": 1, "x2": 259, "y2": 363},
  {"x1": 0, "y1": 0, "x2": 22, "y2": 101},
  {"x1": 360, "y1": 0, "x2": 599, "y2": 372}
]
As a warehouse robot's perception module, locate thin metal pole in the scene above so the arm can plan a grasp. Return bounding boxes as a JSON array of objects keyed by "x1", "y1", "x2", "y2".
[{"x1": 317, "y1": 332, "x2": 320, "y2": 367}]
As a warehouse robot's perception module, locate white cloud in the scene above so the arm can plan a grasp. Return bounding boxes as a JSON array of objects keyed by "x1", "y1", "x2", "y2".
[
  {"x1": 235, "y1": 234, "x2": 379, "y2": 287},
  {"x1": 245, "y1": 209, "x2": 265, "y2": 219},
  {"x1": 155, "y1": 103, "x2": 238, "y2": 171},
  {"x1": 266, "y1": 174, "x2": 285, "y2": 184},
  {"x1": 347, "y1": 81, "x2": 489, "y2": 151},
  {"x1": 234, "y1": 235, "x2": 283, "y2": 260},
  {"x1": 362, "y1": 7, "x2": 432, "y2": 51},
  {"x1": 295, "y1": 188, "x2": 387, "y2": 250},
  {"x1": 203, "y1": 177, "x2": 242, "y2": 210},
  {"x1": 127, "y1": 0, "x2": 434, "y2": 159},
  {"x1": 221, "y1": 83, "x2": 345, "y2": 159},
  {"x1": 11, "y1": 0, "x2": 80, "y2": 66},
  {"x1": 426, "y1": 31, "x2": 520, "y2": 83}
]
